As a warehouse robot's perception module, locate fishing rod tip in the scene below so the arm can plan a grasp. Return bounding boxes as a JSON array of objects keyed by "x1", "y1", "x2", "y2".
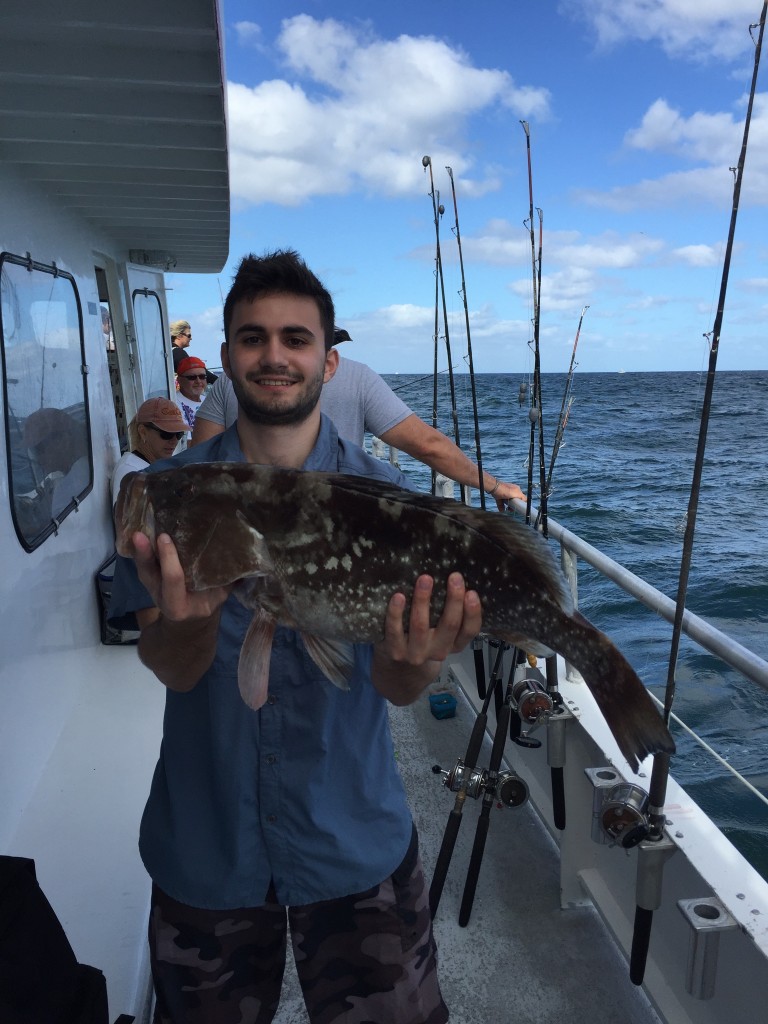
[{"x1": 422, "y1": 155, "x2": 431, "y2": 167}]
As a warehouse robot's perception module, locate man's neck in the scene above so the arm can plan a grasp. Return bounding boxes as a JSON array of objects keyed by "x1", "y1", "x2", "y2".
[{"x1": 235, "y1": 409, "x2": 322, "y2": 468}]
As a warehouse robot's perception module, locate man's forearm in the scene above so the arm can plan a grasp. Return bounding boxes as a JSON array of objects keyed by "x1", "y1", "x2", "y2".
[
  {"x1": 137, "y1": 610, "x2": 222, "y2": 691},
  {"x1": 383, "y1": 418, "x2": 490, "y2": 490}
]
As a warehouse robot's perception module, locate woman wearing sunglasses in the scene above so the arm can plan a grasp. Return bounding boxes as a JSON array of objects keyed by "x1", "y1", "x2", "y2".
[{"x1": 110, "y1": 398, "x2": 186, "y2": 508}]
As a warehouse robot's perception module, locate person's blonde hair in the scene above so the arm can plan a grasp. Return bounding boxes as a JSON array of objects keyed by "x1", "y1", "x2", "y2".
[
  {"x1": 169, "y1": 319, "x2": 190, "y2": 339},
  {"x1": 127, "y1": 415, "x2": 140, "y2": 450}
]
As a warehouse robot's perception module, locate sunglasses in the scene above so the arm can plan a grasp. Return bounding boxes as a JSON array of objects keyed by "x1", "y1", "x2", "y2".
[
  {"x1": 182, "y1": 373, "x2": 207, "y2": 381},
  {"x1": 146, "y1": 423, "x2": 185, "y2": 441}
]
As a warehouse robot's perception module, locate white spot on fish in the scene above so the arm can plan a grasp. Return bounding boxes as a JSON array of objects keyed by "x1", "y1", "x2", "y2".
[
  {"x1": 306, "y1": 562, "x2": 318, "y2": 575},
  {"x1": 378, "y1": 498, "x2": 403, "y2": 520},
  {"x1": 352, "y1": 542, "x2": 362, "y2": 558},
  {"x1": 341, "y1": 554, "x2": 352, "y2": 571},
  {"x1": 325, "y1": 556, "x2": 339, "y2": 570}
]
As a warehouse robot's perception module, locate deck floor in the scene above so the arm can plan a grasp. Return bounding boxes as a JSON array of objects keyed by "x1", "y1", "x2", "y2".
[{"x1": 272, "y1": 690, "x2": 661, "y2": 1024}]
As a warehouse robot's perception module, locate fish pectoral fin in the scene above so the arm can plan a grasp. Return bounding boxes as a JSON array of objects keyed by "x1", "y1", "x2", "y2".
[
  {"x1": 302, "y1": 634, "x2": 355, "y2": 690},
  {"x1": 238, "y1": 607, "x2": 277, "y2": 710}
]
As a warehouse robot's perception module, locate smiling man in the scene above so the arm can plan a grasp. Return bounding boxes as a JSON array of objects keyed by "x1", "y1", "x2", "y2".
[
  {"x1": 224, "y1": 292, "x2": 338, "y2": 432},
  {"x1": 109, "y1": 250, "x2": 480, "y2": 1024}
]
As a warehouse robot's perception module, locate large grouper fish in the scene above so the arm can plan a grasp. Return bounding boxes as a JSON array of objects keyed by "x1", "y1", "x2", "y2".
[{"x1": 115, "y1": 462, "x2": 674, "y2": 772}]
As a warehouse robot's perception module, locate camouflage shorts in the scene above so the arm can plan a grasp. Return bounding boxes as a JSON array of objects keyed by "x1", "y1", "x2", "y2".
[{"x1": 149, "y1": 828, "x2": 448, "y2": 1024}]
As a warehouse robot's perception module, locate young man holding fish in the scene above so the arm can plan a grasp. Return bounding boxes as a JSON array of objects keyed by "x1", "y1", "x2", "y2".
[{"x1": 110, "y1": 250, "x2": 481, "y2": 1024}]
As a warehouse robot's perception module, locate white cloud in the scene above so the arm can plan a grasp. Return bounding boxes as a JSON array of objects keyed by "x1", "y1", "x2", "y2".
[
  {"x1": 625, "y1": 98, "x2": 741, "y2": 163},
  {"x1": 233, "y1": 21, "x2": 264, "y2": 49},
  {"x1": 554, "y1": 231, "x2": 665, "y2": 268},
  {"x1": 227, "y1": 16, "x2": 551, "y2": 206},
  {"x1": 576, "y1": 93, "x2": 768, "y2": 209},
  {"x1": 559, "y1": 0, "x2": 761, "y2": 62},
  {"x1": 672, "y1": 244, "x2": 720, "y2": 266},
  {"x1": 510, "y1": 266, "x2": 598, "y2": 313}
]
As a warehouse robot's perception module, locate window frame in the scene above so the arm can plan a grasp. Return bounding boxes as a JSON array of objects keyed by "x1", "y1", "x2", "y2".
[{"x1": 0, "y1": 251, "x2": 93, "y2": 552}]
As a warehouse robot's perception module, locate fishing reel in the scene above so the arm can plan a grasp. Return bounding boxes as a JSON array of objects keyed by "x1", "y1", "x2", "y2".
[
  {"x1": 432, "y1": 760, "x2": 529, "y2": 809},
  {"x1": 585, "y1": 768, "x2": 650, "y2": 848},
  {"x1": 510, "y1": 666, "x2": 555, "y2": 748}
]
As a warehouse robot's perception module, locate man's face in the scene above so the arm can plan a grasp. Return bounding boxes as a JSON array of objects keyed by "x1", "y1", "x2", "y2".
[
  {"x1": 177, "y1": 367, "x2": 207, "y2": 401},
  {"x1": 221, "y1": 293, "x2": 337, "y2": 426}
]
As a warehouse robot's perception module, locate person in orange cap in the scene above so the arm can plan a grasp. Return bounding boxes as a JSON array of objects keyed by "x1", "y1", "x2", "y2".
[
  {"x1": 110, "y1": 398, "x2": 186, "y2": 507},
  {"x1": 175, "y1": 356, "x2": 208, "y2": 437}
]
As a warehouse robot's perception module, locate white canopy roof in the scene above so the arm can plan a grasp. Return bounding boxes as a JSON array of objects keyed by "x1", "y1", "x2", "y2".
[{"x1": 0, "y1": 0, "x2": 230, "y2": 272}]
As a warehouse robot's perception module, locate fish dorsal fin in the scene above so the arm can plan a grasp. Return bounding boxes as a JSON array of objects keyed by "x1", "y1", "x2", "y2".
[
  {"x1": 301, "y1": 634, "x2": 354, "y2": 689},
  {"x1": 315, "y1": 473, "x2": 573, "y2": 613},
  {"x1": 238, "y1": 607, "x2": 277, "y2": 710}
]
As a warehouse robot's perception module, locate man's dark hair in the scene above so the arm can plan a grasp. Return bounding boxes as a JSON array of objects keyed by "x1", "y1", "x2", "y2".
[{"x1": 223, "y1": 250, "x2": 336, "y2": 351}]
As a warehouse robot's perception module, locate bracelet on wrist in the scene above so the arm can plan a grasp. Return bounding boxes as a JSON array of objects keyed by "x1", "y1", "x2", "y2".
[{"x1": 487, "y1": 477, "x2": 501, "y2": 497}]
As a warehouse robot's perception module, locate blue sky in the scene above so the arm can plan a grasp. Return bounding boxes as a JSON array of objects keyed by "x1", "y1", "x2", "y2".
[{"x1": 168, "y1": 0, "x2": 768, "y2": 374}]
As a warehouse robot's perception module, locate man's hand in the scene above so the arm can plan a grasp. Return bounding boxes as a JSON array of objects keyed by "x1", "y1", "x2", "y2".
[
  {"x1": 132, "y1": 531, "x2": 231, "y2": 622},
  {"x1": 490, "y1": 480, "x2": 525, "y2": 511},
  {"x1": 372, "y1": 572, "x2": 482, "y2": 705},
  {"x1": 130, "y1": 531, "x2": 231, "y2": 691}
]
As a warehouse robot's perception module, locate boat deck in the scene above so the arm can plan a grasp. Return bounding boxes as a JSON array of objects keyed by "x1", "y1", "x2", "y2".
[{"x1": 272, "y1": 689, "x2": 661, "y2": 1024}]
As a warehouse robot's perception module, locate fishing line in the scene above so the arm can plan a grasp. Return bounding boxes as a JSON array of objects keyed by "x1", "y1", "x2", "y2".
[
  {"x1": 535, "y1": 306, "x2": 589, "y2": 525},
  {"x1": 647, "y1": 692, "x2": 768, "y2": 811},
  {"x1": 388, "y1": 367, "x2": 456, "y2": 396}
]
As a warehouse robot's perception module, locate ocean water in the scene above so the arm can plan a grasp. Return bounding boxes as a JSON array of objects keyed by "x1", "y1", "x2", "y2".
[{"x1": 381, "y1": 369, "x2": 768, "y2": 879}]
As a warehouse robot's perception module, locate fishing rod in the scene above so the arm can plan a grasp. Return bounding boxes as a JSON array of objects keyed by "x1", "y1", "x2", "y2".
[
  {"x1": 446, "y1": 165, "x2": 487, "y2": 510},
  {"x1": 533, "y1": 206, "x2": 549, "y2": 536},
  {"x1": 429, "y1": 644, "x2": 505, "y2": 918},
  {"x1": 432, "y1": 228, "x2": 440, "y2": 496},
  {"x1": 520, "y1": 122, "x2": 538, "y2": 526},
  {"x1": 629, "y1": 1, "x2": 767, "y2": 987},
  {"x1": 535, "y1": 305, "x2": 589, "y2": 528},
  {"x1": 520, "y1": 124, "x2": 549, "y2": 534},
  {"x1": 422, "y1": 156, "x2": 466, "y2": 500},
  {"x1": 459, "y1": 672, "x2": 514, "y2": 927}
]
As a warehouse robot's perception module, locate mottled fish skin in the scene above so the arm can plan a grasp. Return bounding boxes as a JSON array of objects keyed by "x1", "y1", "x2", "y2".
[{"x1": 116, "y1": 463, "x2": 674, "y2": 772}]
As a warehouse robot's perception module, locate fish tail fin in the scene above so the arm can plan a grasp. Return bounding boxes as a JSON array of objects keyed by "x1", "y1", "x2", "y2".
[
  {"x1": 548, "y1": 611, "x2": 674, "y2": 774},
  {"x1": 571, "y1": 610, "x2": 674, "y2": 773}
]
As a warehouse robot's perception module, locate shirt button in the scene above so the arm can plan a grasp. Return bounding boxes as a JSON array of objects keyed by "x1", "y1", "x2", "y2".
[
  {"x1": 267, "y1": 694, "x2": 277, "y2": 705},
  {"x1": 266, "y1": 814, "x2": 277, "y2": 823},
  {"x1": 266, "y1": 754, "x2": 277, "y2": 764}
]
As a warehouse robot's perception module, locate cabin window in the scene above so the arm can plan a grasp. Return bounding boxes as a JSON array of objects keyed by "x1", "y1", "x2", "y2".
[
  {"x1": 0, "y1": 253, "x2": 93, "y2": 551},
  {"x1": 132, "y1": 288, "x2": 169, "y2": 399}
]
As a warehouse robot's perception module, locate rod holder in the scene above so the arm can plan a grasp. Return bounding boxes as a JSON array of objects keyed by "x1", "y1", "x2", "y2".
[
  {"x1": 585, "y1": 766, "x2": 624, "y2": 845},
  {"x1": 546, "y1": 703, "x2": 572, "y2": 769},
  {"x1": 677, "y1": 897, "x2": 737, "y2": 1000}
]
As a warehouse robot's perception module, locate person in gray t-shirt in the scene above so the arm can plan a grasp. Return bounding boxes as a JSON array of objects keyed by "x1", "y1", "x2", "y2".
[{"x1": 192, "y1": 341, "x2": 524, "y2": 509}]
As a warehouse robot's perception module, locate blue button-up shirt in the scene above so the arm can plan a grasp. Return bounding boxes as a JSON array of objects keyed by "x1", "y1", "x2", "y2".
[{"x1": 109, "y1": 416, "x2": 415, "y2": 908}]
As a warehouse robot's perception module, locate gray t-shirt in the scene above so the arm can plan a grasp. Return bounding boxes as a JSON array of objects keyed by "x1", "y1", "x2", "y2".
[{"x1": 195, "y1": 356, "x2": 412, "y2": 445}]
